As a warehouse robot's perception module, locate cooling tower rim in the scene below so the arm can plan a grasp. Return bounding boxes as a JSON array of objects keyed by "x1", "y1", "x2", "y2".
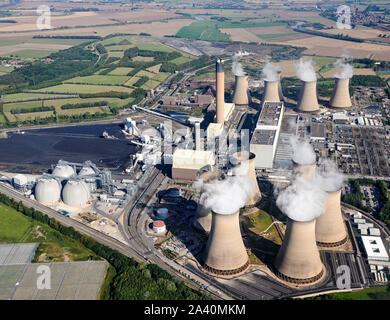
[
  {"x1": 322, "y1": 186, "x2": 343, "y2": 193},
  {"x1": 334, "y1": 76, "x2": 352, "y2": 80},
  {"x1": 234, "y1": 74, "x2": 248, "y2": 78},
  {"x1": 232, "y1": 151, "x2": 256, "y2": 162},
  {"x1": 211, "y1": 208, "x2": 239, "y2": 216},
  {"x1": 263, "y1": 79, "x2": 279, "y2": 83},
  {"x1": 292, "y1": 158, "x2": 316, "y2": 167},
  {"x1": 299, "y1": 79, "x2": 317, "y2": 83},
  {"x1": 274, "y1": 266, "x2": 325, "y2": 285},
  {"x1": 317, "y1": 235, "x2": 348, "y2": 248},
  {"x1": 203, "y1": 259, "x2": 249, "y2": 276}
]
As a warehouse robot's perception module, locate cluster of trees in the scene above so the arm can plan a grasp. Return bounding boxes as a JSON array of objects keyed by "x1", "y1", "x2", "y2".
[
  {"x1": 0, "y1": 46, "x2": 98, "y2": 92},
  {"x1": 0, "y1": 192, "x2": 209, "y2": 300},
  {"x1": 133, "y1": 76, "x2": 149, "y2": 87},
  {"x1": 10, "y1": 106, "x2": 54, "y2": 114},
  {"x1": 95, "y1": 43, "x2": 107, "y2": 55},
  {"x1": 350, "y1": 75, "x2": 386, "y2": 87},
  {"x1": 341, "y1": 179, "x2": 374, "y2": 213},
  {"x1": 79, "y1": 91, "x2": 131, "y2": 99},
  {"x1": 60, "y1": 101, "x2": 108, "y2": 110}
]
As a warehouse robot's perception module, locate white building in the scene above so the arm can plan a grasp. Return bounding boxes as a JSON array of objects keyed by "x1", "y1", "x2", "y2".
[
  {"x1": 361, "y1": 236, "x2": 389, "y2": 262},
  {"x1": 250, "y1": 102, "x2": 284, "y2": 169}
]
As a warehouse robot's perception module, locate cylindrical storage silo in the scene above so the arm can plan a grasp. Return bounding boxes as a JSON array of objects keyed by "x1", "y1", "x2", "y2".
[
  {"x1": 315, "y1": 189, "x2": 348, "y2": 247},
  {"x1": 52, "y1": 164, "x2": 75, "y2": 179},
  {"x1": 274, "y1": 218, "x2": 325, "y2": 284},
  {"x1": 233, "y1": 75, "x2": 250, "y2": 106},
  {"x1": 78, "y1": 166, "x2": 95, "y2": 176},
  {"x1": 35, "y1": 177, "x2": 61, "y2": 205},
  {"x1": 297, "y1": 80, "x2": 319, "y2": 113},
  {"x1": 329, "y1": 78, "x2": 352, "y2": 109},
  {"x1": 203, "y1": 210, "x2": 249, "y2": 276},
  {"x1": 62, "y1": 180, "x2": 90, "y2": 206},
  {"x1": 263, "y1": 80, "x2": 280, "y2": 103},
  {"x1": 156, "y1": 207, "x2": 169, "y2": 220}
]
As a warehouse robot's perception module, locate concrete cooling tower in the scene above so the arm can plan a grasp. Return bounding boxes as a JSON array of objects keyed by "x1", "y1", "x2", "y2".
[
  {"x1": 203, "y1": 209, "x2": 249, "y2": 276},
  {"x1": 52, "y1": 164, "x2": 75, "y2": 179},
  {"x1": 231, "y1": 151, "x2": 261, "y2": 207},
  {"x1": 293, "y1": 160, "x2": 316, "y2": 181},
  {"x1": 194, "y1": 171, "x2": 216, "y2": 234},
  {"x1": 35, "y1": 178, "x2": 61, "y2": 205},
  {"x1": 274, "y1": 218, "x2": 325, "y2": 284},
  {"x1": 62, "y1": 180, "x2": 90, "y2": 206},
  {"x1": 329, "y1": 78, "x2": 352, "y2": 109},
  {"x1": 263, "y1": 80, "x2": 280, "y2": 103},
  {"x1": 315, "y1": 189, "x2": 348, "y2": 247},
  {"x1": 297, "y1": 80, "x2": 319, "y2": 113},
  {"x1": 233, "y1": 75, "x2": 250, "y2": 106},
  {"x1": 216, "y1": 58, "x2": 225, "y2": 124}
]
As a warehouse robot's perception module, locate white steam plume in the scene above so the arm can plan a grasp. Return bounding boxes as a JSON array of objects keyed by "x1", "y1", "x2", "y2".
[
  {"x1": 290, "y1": 136, "x2": 316, "y2": 165},
  {"x1": 316, "y1": 158, "x2": 345, "y2": 192},
  {"x1": 276, "y1": 175, "x2": 327, "y2": 222},
  {"x1": 198, "y1": 175, "x2": 252, "y2": 215},
  {"x1": 294, "y1": 58, "x2": 316, "y2": 82},
  {"x1": 261, "y1": 62, "x2": 280, "y2": 82},
  {"x1": 334, "y1": 54, "x2": 353, "y2": 79},
  {"x1": 232, "y1": 54, "x2": 245, "y2": 76}
]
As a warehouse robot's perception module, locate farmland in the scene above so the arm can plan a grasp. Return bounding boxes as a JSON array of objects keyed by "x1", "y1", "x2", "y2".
[{"x1": 65, "y1": 75, "x2": 130, "y2": 86}]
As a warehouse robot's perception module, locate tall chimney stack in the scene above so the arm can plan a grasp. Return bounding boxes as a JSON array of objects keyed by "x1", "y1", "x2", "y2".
[
  {"x1": 263, "y1": 80, "x2": 280, "y2": 103},
  {"x1": 315, "y1": 189, "x2": 348, "y2": 247},
  {"x1": 329, "y1": 78, "x2": 352, "y2": 109},
  {"x1": 216, "y1": 58, "x2": 225, "y2": 124},
  {"x1": 194, "y1": 121, "x2": 202, "y2": 150},
  {"x1": 203, "y1": 209, "x2": 249, "y2": 276},
  {"x1": 231, "y1": 151, "x2": 262, "y2": 207},
  {"x1": 274, "y1": 218, "x2": 325, "y2": 284},
  {"x1": 297, "y1": 80, "x2": 319, "y2": 113},
  {"x1": 233, "y1": 75, "x2": 250, "y2": 106}
]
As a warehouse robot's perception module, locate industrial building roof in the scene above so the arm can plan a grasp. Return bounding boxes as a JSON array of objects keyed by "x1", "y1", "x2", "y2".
[
  {"x1": 361, "y1": 236, "x2": 389, "y2": 261},
  {"x1": 257, "y1": 102, "x2": 283, "y2": 128},
  {"x1": 172, "y1": 149, "x2": 215, "y2": 170},
  {"x1": 251, "y1": 129, "x2": 276, "y2": 145},
  {"x1": 310, "y1": 123, "x2": 326, "y2": 140}
]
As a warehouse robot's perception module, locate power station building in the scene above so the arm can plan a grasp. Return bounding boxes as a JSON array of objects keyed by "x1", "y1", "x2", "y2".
[
  {"x1": 171, "y1": 149, "x2": 215, "y2": 181},
  {"x1": 250, "y1": 102, "x2": 284, "y2": 169}
]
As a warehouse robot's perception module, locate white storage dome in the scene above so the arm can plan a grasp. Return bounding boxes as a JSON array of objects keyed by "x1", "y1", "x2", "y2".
[
  {"x1": 52, "y1": 164, "x2": 75, "y2": 178},
  {"x1": 35, "y1": 178, "x2": 61, "y2": 205},
  {"x1": 78, "y1": 166, "x2": 95, "y2": 176},
  {"x1": 62, "y1": 180, "x2": 90, "y2": 206}
]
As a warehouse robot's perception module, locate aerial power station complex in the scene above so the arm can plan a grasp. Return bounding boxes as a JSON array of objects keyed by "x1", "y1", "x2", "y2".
[{"x1": 0, "y1": 37, "x2": 390, "y2": 299}]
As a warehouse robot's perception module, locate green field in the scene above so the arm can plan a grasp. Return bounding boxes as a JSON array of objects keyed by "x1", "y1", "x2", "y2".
[
  {"x1": 36, "y1": 84, "x2": 133, "y2": 94},
  {"x1": 311, "y1": 286, "x2": 390, "y2": 300},
  {"x1": 100, "y1": 35, "x2": 134, "y2": 46},
  {"x1": 3, "y1": 49, "x2": 56, "y2": 59},
  {"x1": 170, "y1": 56, "x2": 194, "y2": 65},
  {"x1": 257, "y1": 33, "x2": 297, "y2": 40},
  {"x1": 135, "y1": 42, "x2": 176, "y2": 52},
  {"x1": 176, "y1": 22, "x2": 231, "y2": 42},
  {"x1": 106, "y1": 44, "x2": 134, "y2": 52},
  {"x1": 135, "y1": 70, "x2": 157, "y2": 78},
  {"x1": 0, "y1": 202, "x2": 98, "y2": 262},
  {"x1": 108, "y1": 67, "x2": 134, "y2": 76},
  {"x1": 0, "y1": 65, "x2": 14, "y2": 73},
  {"x1": 141, "y1": 79, "x2": 161, "y2": 90},
  {"x1": 132, "y1": 56, "x2": 155, "y2": 62},
  {"x1": 65, "y1": 75, "x2": 130, "y2": 86},
  {"x1": 3, "y1": 92, "x2": 73, "y2": 103},
  {"x1": 152, "y1": 72, "x2": 170, "y2": 82}
]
